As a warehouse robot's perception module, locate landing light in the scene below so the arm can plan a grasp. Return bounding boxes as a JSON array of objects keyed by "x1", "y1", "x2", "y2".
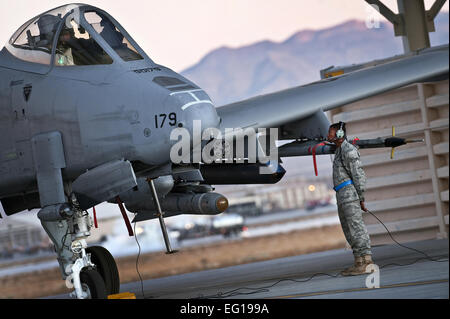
[{"x1": 71, "y1": 240, "x2": 83, "y2": 253}]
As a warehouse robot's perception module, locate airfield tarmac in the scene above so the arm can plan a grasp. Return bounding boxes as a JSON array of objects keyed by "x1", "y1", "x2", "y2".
[{"x1": 51, "y1": 239, "x2": 449, "y2": 299}]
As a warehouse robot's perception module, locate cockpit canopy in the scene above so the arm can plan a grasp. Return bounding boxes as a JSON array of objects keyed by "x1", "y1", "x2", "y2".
[{"x1": 6, "y1": 4, "x2": 146, "y2": 66}]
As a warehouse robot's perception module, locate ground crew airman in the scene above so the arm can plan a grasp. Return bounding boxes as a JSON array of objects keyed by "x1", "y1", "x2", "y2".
[{"x1": 327, "y1": 121, "x2": 374, "y2": 276}]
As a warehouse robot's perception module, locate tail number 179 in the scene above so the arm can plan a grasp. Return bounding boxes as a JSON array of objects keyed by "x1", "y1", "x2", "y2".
[{"x1": 154, "y1": 113, "x2": 177, "y2": 128}]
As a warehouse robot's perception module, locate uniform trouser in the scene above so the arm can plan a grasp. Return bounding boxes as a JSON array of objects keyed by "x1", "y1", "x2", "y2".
[{"x1": 337, "y1": 200, "x2": 372, "y2": 257}]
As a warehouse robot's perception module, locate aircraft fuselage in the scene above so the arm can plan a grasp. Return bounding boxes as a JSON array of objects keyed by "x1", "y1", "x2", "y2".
[{"x1": 0, "y1": 58, "x2": 219, "y2": 203}]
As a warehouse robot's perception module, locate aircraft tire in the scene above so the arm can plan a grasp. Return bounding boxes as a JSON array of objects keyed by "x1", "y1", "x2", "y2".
[
  {"x1": 87, "y1": 246, "x2": 120, "y2": 295},
  {"x1": 80, "y1": 269, "x2": 107, "y2": 299}
]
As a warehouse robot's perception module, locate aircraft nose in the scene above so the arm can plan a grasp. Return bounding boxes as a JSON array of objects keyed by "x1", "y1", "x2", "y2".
[
  {"x1": 185, "y1": 101, "x2": 220, "y2": 133},
  {"x1": 171, "y1": 90, "x2": 221, "y2": 140}
]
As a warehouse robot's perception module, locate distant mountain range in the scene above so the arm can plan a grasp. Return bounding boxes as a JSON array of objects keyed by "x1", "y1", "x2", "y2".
[{"x1": 182, "y1": 12, "x2": 449, "y2": 107}]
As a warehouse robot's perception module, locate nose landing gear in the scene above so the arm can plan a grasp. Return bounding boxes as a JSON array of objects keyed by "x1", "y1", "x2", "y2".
[{"x1": 38, "y1": 194, "x2": 120, "y2": 299}]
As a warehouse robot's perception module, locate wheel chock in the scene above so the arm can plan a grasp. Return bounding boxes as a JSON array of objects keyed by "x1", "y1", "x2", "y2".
[{"x1": 107, "y1": 292, "x2": 136, "y2": 299}]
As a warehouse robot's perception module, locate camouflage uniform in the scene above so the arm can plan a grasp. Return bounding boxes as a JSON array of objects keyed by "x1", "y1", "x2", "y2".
[{"x1": 333, "y1": 139, "x2": 371, "y2": 257}]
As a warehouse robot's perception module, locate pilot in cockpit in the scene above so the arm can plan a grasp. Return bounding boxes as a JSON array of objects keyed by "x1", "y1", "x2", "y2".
[
  {"x1": 55, "y1": 28, "x2": 75, "y2": 66},
  {"x1": 56, "y1": 24, "x2": 109, "y2": 66}
]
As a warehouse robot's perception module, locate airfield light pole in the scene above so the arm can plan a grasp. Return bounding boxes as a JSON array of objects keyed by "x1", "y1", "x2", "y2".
[{"x1": 365, "y1": 0, "x2": 447, "y2": 53}]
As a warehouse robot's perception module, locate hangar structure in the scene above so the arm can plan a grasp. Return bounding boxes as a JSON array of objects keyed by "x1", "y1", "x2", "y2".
[
  {"x1": 327, "y1": 0, "x2": 449, "y2": 244},
  {"x1": 330, "y1": 77, "x2": 448, "y2": 244}
]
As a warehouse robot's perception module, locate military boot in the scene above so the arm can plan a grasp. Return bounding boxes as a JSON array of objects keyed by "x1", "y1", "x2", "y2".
[{"x1": 341, "y1": 255, "x2": 374, "y2": 276}]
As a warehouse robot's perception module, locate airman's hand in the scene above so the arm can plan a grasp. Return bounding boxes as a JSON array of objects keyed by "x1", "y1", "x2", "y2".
[{"x1": 360, "y1": 201, "x2": 368, "y2": 212}]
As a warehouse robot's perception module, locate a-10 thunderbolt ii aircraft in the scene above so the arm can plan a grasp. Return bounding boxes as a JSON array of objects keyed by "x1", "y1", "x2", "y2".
[{"x1": 0, "y1": 4, "x2": 448, "y2": 298}]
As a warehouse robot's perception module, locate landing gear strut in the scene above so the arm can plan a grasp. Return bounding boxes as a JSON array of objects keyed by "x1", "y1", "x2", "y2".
[{"x1": 38, "y1": 194, "x2": 119, "y2": 299}]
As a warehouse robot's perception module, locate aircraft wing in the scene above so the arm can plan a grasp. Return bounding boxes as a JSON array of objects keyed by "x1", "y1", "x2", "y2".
[{"x1": 216, "y1": 45, "x2": 449, "y2": 131}]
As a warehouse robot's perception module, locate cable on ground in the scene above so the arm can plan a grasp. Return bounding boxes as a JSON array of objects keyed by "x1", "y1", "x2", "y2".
[{"x1": 193, "y1": 208, "x2": 448, "y2": 299}]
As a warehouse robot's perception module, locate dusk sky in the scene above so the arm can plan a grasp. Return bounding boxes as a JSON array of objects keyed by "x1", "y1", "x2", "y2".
[{"x1": 0, "y1": 0, "x2": 448, "y2": 71}]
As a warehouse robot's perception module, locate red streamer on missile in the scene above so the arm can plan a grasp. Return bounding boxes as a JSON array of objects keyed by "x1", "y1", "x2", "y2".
[{"x1": 312, "y1": 142, "x2": 325, "y2": 176}]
